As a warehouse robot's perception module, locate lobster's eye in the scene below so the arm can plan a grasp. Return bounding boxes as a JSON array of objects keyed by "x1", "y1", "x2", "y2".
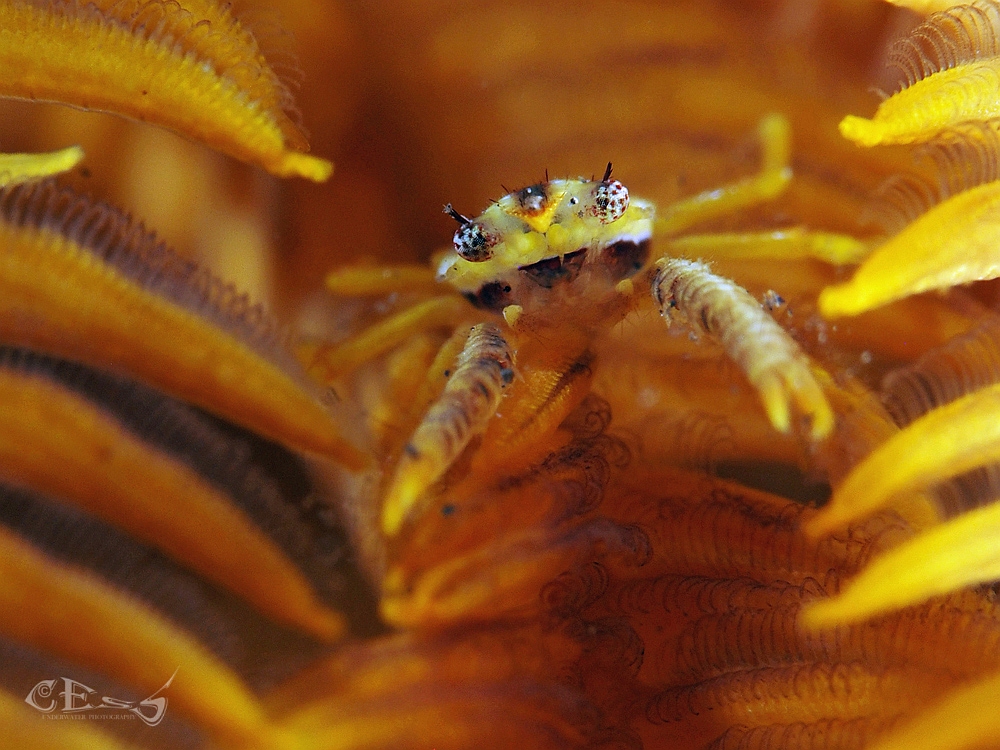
[
  {"x1": 454, "y1": 221, "x2": 498, "y2": 262},
  {"x1": 589, "y1": 179, "x2": 629, "y2": 224}
]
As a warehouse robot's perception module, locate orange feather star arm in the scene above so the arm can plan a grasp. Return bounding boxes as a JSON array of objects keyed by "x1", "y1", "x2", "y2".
[
  {"x1": 0, "y1": 180, "x2": 367, "y2": 468},
  {"x1": 0, "y1": 0, "x2": 330, "y2": 180}
]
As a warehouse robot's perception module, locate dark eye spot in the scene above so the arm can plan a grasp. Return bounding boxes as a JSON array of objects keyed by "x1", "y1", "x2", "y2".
[{"x1": 514, "y1": 183, "x2": 548, "y2": 214}]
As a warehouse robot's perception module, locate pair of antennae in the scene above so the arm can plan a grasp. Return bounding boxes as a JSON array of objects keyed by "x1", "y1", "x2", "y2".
[{"x1": 443, "y1": 162, "x2": 615, "y2": 226}]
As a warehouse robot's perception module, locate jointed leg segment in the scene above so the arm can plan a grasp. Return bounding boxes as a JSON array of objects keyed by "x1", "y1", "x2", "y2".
[
  {"x1": 652, "y1": 258, "x2": 834, "y2": 440},
  {"x1": 655, "y1": 113, "x2": 792, "y2": 236},
  {"x1": 653, "y1": 113, "x2": 866, "y2": 262},
  {"x1": 664, "y1": 228, "x2": 870, "y2": 264},
  {"x1": 382, "y1": 323, "x2": 515, "y2": 535},
  {"x1": 324, "y1": 264, "x2": 440, "y2": 297},
  {"x1": 303, "y1": 295, "x2": 470, "y2": 384},
  {"x1": 644, "y1": 114, "x2": 841, "y2": 440}
]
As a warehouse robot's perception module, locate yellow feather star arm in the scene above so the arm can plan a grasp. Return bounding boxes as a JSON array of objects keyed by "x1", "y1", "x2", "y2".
[
  {"x1": 804, "y1": 329, "x2": 1000, "y2": 626},
  {"x1": 809, "y1": 382, "x2": 1000, "y2": 537},
  {"x1": 840, "y1": 61, "x2": 1000, "y2": 146},
  {"x1": 84, "y1": 0, "x2": 306, "y2": 150},
  {"x1": 840, "y1": 2, "x2": 1000, "y2": 147},
  {"x1": 805, "y1": 499, "x2": 1000, "y2": 626},
  {"x1": 0, "y1": 366, "x2": 346, "y2": 642},
  {"x1": 884, "y1": 0, "x2": 964, "y2": 12},
  {"x1": 819, "y1": 177, "x2": 1000, "y2": 317},
  {"x1": 0, "y1": 0, "x2": 330, "y2": 180}
]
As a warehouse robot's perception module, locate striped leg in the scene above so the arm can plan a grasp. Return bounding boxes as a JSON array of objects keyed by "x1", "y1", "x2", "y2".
[
  {"x1": 652, "y1": 258, "x2": 834, "y2": 440},
  {"x1": 382, "y1": 323, "x2": 515, "y2": 536}
]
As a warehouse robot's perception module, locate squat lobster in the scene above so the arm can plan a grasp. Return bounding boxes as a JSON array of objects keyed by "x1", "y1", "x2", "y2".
[{"x1": 311, "y1": 114, "x2": 845, "y2": 536}]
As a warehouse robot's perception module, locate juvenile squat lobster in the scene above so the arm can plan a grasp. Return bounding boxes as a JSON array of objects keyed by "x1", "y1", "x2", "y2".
[{"x1": 312, "y1": 115, "x2": 845, "y2": 535}]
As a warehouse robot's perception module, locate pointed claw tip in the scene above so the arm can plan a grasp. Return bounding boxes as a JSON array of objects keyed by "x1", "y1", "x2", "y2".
[
  {"x1": 760, "y1": 384, "x2": 792, "y2": 434},
  {"x1": 808, "y1": 404, "x2": 835, "y2": 441},
  {"x1": 381, "y1": 478, "x2": 421, "y2": 537}
]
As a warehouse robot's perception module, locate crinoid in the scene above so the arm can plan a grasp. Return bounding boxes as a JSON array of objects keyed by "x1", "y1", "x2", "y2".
[{"x1": 7, "y1": 2, "x2": 1000, "y2": 749}]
